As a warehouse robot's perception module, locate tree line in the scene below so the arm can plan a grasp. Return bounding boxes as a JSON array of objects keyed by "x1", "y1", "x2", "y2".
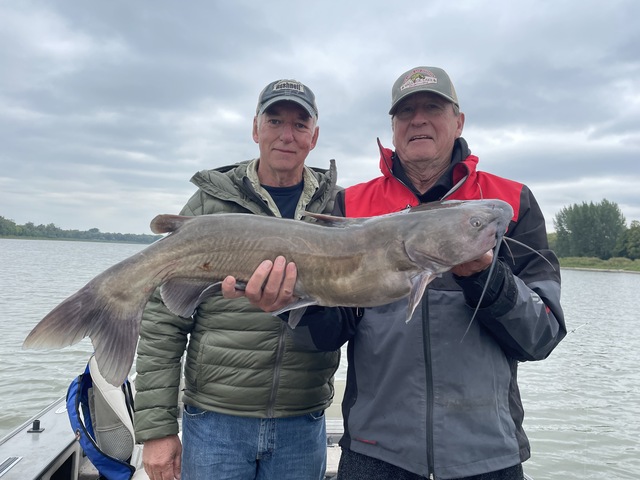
[
  {"x1": 551, "y1": 199, "x2": 639, "y2": 260},
  {"x1": 0, "y1": 216, "x2": 161, "y2": 244}
]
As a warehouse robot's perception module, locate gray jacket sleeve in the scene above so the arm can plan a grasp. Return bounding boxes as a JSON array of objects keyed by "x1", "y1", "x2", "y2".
[{"x1": 454, "y1": 187, "x2": 565, "y2": 361}]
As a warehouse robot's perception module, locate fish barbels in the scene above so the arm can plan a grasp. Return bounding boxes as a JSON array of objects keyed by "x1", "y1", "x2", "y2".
[{"x1": 23, "y1": 199, "x2": 513, "y2": 386}]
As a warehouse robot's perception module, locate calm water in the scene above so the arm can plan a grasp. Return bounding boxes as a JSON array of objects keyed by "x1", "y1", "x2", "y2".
[{"x1": 1, "y1": 238, "x2": 639, "y2": 478}]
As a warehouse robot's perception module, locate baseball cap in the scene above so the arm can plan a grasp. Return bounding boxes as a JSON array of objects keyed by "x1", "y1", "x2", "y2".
[
  {"x1": 256, "y1": 79, "x2": 318, "y2": 118},
  {"x1": 389, "y1": 66, "x2": 459, "y2": 115}
]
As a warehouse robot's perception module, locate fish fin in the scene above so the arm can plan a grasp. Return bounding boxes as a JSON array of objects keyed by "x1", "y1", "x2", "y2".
[
  {"x1": 407, "y1": 200, "x2": 469, "y2": 213},
  {"x1": 150, "y1": 214, "x2": 194, "y2": 234},
  {"x1": 284, "y1": 307, "x2": 308, "y2": 329},
  {"x1": 302, "y1": 212, "x2": 369, "y2": 227},
  {"x1": 160, "y1": 280, "x2": 227, "y2": 317},
  {"x1": 23, "y1": 281, "x2": 143, "y2": 387},
  {"x1": 406, "y1": 273, "x2": 436, "y2": 322},
  {"x1": 304, "y1": 209, "x2": 419, "y2": 225},
  {"x1": 272, "y1": 300, "x2": 319, "y2": 328}
]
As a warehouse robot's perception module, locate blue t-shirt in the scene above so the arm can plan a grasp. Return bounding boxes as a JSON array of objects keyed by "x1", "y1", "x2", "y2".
[{"x1": 262, "y1": 182, "x2": 304, "y2": 219}]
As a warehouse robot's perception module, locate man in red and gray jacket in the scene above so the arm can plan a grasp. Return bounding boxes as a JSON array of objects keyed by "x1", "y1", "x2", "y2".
[{"x1": 226, "y1": 66, "x2": 566, "y2": 480}]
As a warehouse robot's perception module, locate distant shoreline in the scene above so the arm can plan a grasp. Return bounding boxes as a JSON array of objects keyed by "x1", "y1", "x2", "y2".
[
  {"x1": 558, "y1": 257, "x2": 640, "y2": 274},
  {"x1": 560, "y1": 266, "x2": 640, "y2": 274},
  {"x1": 0, "y1": 235, "x2": 155, "y2": 245}
]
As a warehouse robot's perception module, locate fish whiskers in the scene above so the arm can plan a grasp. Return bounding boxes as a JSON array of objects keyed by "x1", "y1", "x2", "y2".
[{"x1": 461, "y1": 234, "x2": 556, "y2": 341}]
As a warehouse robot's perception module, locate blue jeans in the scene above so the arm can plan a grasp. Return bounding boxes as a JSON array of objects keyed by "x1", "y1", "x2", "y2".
[{"x1": 181, "y1": 405, "x2": 327, "y2": 480}]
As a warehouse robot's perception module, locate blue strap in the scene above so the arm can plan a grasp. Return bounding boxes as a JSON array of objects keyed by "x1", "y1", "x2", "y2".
[{"x1": 66, "y1": 361, "x2": 136, "y2": 480}]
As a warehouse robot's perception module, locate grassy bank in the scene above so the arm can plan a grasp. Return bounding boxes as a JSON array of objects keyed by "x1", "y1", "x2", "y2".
[{"x1": 559, "y1": 257, "x2": 640, "y2": 273}]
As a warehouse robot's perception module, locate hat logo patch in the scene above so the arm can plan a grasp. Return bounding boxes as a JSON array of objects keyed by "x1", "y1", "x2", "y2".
[
  {"x1": 273, "y1": 80, "x2": 305, "y2": 94},
  {"x1": 400, "y1": 69, "x2": 437, "y2": 91}
]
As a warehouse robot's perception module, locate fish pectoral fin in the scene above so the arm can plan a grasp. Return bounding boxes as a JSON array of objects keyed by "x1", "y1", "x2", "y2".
[
  {"x1": 406, "y1": 273, "x2": 435, "y2": 323},
  {"x1": 284, "y1": 307, "x2": 307, "y2": 329},
  {"x1": 161, "y1": 279, "x2": 226, "y2": 317},
  {"x1": 272, "y1": 300, "x2": 319, "y2": 328}
]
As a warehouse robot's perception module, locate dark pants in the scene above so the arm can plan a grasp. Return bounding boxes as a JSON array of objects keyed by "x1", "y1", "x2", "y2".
[{"x1": 337, "y1": 448, "x2": 524, "y2": 480}]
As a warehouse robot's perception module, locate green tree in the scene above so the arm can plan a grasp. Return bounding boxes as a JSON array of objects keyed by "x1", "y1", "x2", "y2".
[
  {"x1": 547, "y1": 232, "x2": 557, "y2": 252},
  {"x1": 0, "y1": 216, "x2": 160, "y2": 244},
  {"x1": 0, "y1": 216, "x2": 18, "y2": 236},
  {"x1": 615, "y1": 220, "x2": 640, "y2": 260},
  {"x1": 553, "y1": 199, "x2": 627, "y2": 259}
]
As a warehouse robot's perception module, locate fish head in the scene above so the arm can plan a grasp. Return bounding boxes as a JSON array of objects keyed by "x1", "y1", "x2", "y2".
[{"x1": 404, "y1": 199, "x2": 513, "y2": 270}]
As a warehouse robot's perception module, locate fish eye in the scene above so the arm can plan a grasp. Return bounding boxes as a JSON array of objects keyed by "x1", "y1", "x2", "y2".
[{"x1": 470, "y1": 217, "x2": 483, "y2": 228}]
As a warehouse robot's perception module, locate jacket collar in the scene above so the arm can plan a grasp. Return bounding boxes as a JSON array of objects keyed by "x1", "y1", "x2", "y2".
[{"x1": 377, "y1": 137, "x2": 476, "y2": 200}]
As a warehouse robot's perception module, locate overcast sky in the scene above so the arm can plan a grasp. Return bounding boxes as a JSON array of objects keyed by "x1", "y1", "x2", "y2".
[{"x1": 1, "y1": 0, "x2": 638, "y2": 234}]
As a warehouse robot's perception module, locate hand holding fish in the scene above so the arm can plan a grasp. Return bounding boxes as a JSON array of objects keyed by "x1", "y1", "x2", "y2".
[
  {"x1": 450, "y1": 250, "x2": 494, "y2": 277},
  {"x1": 222, "y1": 256, "x2": 299, "y2": 312}
]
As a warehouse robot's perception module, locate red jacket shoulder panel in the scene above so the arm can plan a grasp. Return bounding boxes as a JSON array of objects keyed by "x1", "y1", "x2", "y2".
[{"x1": 345, "y1": 145, "x2": 523, "y2": 222}]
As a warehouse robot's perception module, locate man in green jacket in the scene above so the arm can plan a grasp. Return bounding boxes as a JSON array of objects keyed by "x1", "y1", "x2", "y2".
[{"x1": 134, "y1": 79, "x2": 341, "y2": 480}]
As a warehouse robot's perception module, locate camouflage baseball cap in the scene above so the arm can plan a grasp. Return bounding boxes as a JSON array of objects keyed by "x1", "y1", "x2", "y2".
[
  {"x1": 389, "y1": 66, "x2": 459, "y2": 115},
  {"x1": 256, "y1": 79, "x2": 318, "y2": 118}
]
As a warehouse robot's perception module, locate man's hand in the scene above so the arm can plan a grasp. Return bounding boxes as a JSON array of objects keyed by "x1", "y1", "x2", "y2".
[
  {"x1": 451, "y1": 250, "x2": 493, "y2": 277},
  {"x1": 142, "y1": 434, "x2": 182, "y2": 480},
  {"x1": 221, "y1": 255, "x2": 298, "y2": 312}
]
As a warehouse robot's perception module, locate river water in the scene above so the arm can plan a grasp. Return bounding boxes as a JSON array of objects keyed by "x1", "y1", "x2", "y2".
[{"x1": 0, "y1": 238, "x2": 638, "y2": 479}]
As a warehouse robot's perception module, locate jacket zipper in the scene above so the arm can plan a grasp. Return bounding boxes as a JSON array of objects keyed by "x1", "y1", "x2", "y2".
[
  {"x1": 422, "y1": 295, "x2": 436, "y2": 478},
  {"x1": 242, "y1": 177, "x2": 277, "y2": 216},
  {"x1": 377, "y1": 139, "x2": 471, "y2": 479},
  {"x1": 267, "y1": 321, "x2": 287, "y2": 417}
]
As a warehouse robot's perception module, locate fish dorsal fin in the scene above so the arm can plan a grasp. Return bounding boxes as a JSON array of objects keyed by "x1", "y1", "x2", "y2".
[
  {"x1": 303, "y1": 209, "x2": 412, "y2": 226},
  {"x1": 406, "y1": 272, "x2": 435, "y2": 323},
  {"x1": 302, "y1": 211, "x2": 368, "y2": 227},
  {"x1": 407, "y1": 200, "x2": 468, "y2": 213},
  {"x1": 150, "y1": 214, "x2": 194, "y2": 234}
]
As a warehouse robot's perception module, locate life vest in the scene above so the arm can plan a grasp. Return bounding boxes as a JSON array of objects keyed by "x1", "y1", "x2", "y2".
[{"x1": 66, "y1": 355, "x2": 137, "y2": 480}]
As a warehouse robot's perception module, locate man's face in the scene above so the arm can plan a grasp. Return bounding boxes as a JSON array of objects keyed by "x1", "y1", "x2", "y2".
[
  {"x1": 253, "y1": 101, "x2": 318, "y2": 182},
  {"x1": 392, "y1": 92, "x2": 464, "y2": 167}
]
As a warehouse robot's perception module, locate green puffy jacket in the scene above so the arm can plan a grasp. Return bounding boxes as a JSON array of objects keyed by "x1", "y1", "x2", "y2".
[{"x1": 134, "y1": 159, "x2": 341, "y2": 443}]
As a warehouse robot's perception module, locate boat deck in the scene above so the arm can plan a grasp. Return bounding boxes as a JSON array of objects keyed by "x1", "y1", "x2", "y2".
[
  {"x1": 0, "y1": 381, "x2": 346, "y2": 480},
  {"x1": 0, "y1": 396, "x2": 81, "y2": 479}
]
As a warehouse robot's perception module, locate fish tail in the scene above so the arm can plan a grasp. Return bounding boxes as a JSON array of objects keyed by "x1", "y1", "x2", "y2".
[{"x1": 22, "y1": 280, "x2": 144, "y2": 386}]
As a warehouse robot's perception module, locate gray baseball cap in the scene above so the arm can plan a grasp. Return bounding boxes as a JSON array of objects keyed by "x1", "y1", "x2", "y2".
[
  {"x1": 256, "y1": 79, "x2": 318, "y2": 118},
  {"x1": 389, "y1": 66, "x2": 459, "y2": 115}
]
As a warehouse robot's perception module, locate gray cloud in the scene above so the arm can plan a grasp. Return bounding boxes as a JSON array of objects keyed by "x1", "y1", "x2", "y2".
[{"x1": 1, "y1": 0, "x2": 638, "y2": 235}]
